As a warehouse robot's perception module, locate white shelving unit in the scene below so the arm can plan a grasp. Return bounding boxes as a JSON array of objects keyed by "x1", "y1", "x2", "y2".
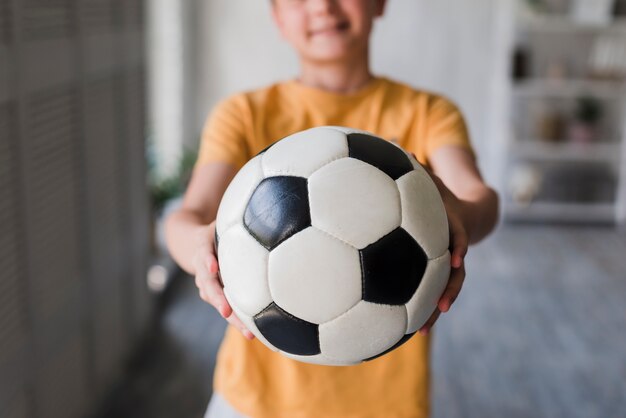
[
  {"x1": 510, "y1": 141, "x2": 621, "y2": 163},
  {"x1": 514, "y1": 79, "x2": 626, "y2": 99},
  {"x1": 494, "y1": 0, "x2": 626, "y2": 224}
]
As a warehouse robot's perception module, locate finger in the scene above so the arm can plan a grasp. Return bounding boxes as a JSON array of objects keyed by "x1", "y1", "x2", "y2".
[
  {"x1": 208, "y1": 221, "x2": 219, "y2": 255},
  {"x1": 418, "y1": 308, "x2": 441, "y2": 335},
  {"x1": 451, "y1": 245, "x2": 467, "y2": 269},
  {"x1": 194, "y1": 222, "x2": 219, "y2": 273},
  {"x1": 194, "y1": 264, "x2": 211, "y2": 304},
  {"x1": 197, "y1": 242, "x2": 219, "y2": 274},
  {"x1": 225, "y1": 312, "x2": 255, "y2": 340},
  {"x1": 449, "y1": 217, "x2": 468, "y2": 269},
  {"x1": 194, "y1": 257, "x2": 231, "y2": 318},
  {"x1": 194, "y1": 258, "x2": 253, "y2": 340},
  {"x1": 437, "y1": 262, "x2": 466, "y2": 313},
  {"x1": 203, "y1": 277, "x2": 231, "y2": 318},
  {"x1": 198, "y1": 288, "x2": 209, "y2": 303}
]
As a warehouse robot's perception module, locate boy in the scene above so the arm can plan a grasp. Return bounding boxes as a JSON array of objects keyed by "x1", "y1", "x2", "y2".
[{"x1": 165, "y1": 0, "x2": 499, "y2": 417}]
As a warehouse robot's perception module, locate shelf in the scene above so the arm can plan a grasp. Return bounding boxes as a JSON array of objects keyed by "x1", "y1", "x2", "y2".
[
  {"x1": 518, "y1": 15, "x2": 626, "y2": 33},
  {"x1": 505, "y1": 201, "x2": 615, "y2": 223},
  {"x1": 497, "y1": 7, "x2": 626, "y2": 225},
  {"x1": 510, "y1": 141, "x2": 622, "y2": 163},
  {"x1": 513, "y1": 79, "x2": 626, "y2": 98}
]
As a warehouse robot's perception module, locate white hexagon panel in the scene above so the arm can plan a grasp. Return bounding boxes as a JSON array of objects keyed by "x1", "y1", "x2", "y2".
[
  {"x1": 262, "y1": 127, "x2": 349, "y2": 178},
  {"x1": 308, "y1": 158, "x2": 401, "y2": 249},
  {"x1": 217, "y1": 224, "x2": 272, "y2": 317},
  {"x1": 281, "y1": 350, "x2": 361, "y2": 366},
  {"x1": 396, "y1": 169, "x2": 449, "y2": 259},
  {"x1": 405, "y1": 252, "x2": 451, "y2": 334},
  {"x1": 319, "y1": 301, "x2": 408, "y2": 363},
  {"x1": 268, "y1": 227, "x2": 362, "y2": 325},
  {"x1": 215, "y1": 155, "x2": 264, "y2": 238}
]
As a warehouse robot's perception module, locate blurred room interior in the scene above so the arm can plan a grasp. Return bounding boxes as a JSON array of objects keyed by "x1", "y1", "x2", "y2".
[{"x1": 0, "y1": 0, "x2": 625, "y2": 417}]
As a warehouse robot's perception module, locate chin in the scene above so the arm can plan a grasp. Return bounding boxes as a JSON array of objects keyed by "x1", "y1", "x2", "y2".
[
  {"x1": 310, "y1": 53, "x2": 350, "y2": 63},
  {"x1": 305, "y1": 45, "x2": 357, "y2": 63}
]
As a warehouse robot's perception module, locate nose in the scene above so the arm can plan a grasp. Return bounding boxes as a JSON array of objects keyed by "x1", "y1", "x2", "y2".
[{"x1": 307, "y1": 0, "x2": 338, "y2": 15}]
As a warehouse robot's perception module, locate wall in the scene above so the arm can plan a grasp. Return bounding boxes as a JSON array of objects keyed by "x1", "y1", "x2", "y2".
[{"x1": 148, "y1": 0, "x2": 197, "y2": 179}]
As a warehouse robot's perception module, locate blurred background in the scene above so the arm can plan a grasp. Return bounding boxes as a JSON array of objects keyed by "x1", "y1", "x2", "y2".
[{"x1": 0, "y1": 0, "x2": 625, "y2": 417}]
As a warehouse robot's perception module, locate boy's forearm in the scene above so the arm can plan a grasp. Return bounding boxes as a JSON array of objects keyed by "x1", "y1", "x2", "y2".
[
  {"x1": 165, "y1": 210, "x2": 211, "y2": 275},
  {"x1": 459, "y1": 187, "x2": 499, "y2": 245}
]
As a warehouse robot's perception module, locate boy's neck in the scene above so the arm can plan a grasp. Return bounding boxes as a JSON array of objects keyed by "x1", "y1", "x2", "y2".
[{"x1": 297, "y1": 54, "x2": 373, "y2": 94}]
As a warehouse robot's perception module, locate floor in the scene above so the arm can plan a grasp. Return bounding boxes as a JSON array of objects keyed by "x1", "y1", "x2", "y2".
[{"x1": 98, "y1": 223, "x2": 626, "y2": 418}]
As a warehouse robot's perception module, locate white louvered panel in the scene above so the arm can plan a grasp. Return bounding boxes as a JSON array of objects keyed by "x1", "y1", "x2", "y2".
[
  {"x1": 3, "y1": 389, "x2": 30, "y2": 418},
  {"x1": 93, "y1": 285, "x2": 125, "y2": 389},
  {"x1": 0, "y1": 240, "x2": 22, "y2": 360},
  {"x1": 26, "y1": 88, "x2": 82, "y2": 325},
  {"x1": 83, "y1": 77, "x2": 128, "y2": 387},
  {"x1": 0, "y1": 104, "x2": 25, "y2": 368},
  {"x1": 114, "y1": 72, "x2": 133, "y2": 341},
  {"x1": 79, "y1": 0, "x2": 117, "y2": 34},
  {"x1": 0, "y1": 0, "x2": 11, "y2": 44},
  {"x1": 84, "y1": 77, "x2": 122, "y2": 279},
  {"x1": 123, "y1": 0, "x2": 144, "y2": 29},
  {"x1": 23, "y1": 39, "x2": 74, "y2": 94},
  {"x1": 29, "y1": 89, "x2": 78, "y2": 134},
  {"x1": 29, "y1": 150, "x2": 73, "y2": 193},
  {"x1": 36, "y1": 334, "x2": 88, "y2": 418},
  {"x1": 2, "y1": 0, "x2": 150, "y2": 413},
  {"x1": 83, "y1": 33, "x2": 118, "y2": 77},
  {"x1": 22, "y1": 0, "x2": 74, "y2": 40},
  {"x1": 125, "y1": 69, "x2": 151, "y2": 333},
  {"x1": 0, "y1": 46, "x2": 8, "y2": 104}
]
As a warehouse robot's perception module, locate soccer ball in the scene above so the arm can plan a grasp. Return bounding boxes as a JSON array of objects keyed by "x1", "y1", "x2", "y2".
[{"x1": 215, "y1": 126, "x2": 450, "y2": 366}]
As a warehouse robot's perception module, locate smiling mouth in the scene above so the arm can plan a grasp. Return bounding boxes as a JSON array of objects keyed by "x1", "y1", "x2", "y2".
[{"x1": 310, "y1": 21, "x2": 350, "y2": 37}]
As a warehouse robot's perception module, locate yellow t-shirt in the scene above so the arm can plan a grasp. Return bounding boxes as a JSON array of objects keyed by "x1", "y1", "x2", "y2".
[{"x1": 197, "y1": 77, "x2": 473, "y2": 418}]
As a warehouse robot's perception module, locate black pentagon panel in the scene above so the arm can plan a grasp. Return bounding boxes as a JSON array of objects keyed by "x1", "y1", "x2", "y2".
[
  {"x1": 363, "y1": 332, "x2": 416, "y2": 362},
  {"x1": 244, "y1": 176, "x2": 311, "y2": 250},
  {"x1": 254, "y1": 302, "x2": 321, "y2": 356},
  {"x1": 214, "y1": 228, "x2": 219, "y2": 251},
  {"x1": 360, "y1": 228, "x2": 427, "y2": 305},
  {"x1": 347, "y1": 133, "x2": 413, "y2": 180}
]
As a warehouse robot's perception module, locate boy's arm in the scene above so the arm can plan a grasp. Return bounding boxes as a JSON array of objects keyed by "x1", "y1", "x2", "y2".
[
  {"x1": 166, "y1": 162, "x2": 235, "y2": 274},
  {"x1": 165, "y1": 162, "x2": 255, "y2": 339},
  {"x1": 429, "y1": 145, "x2": 499, "y2": 246},
  {"x1": 418, "y1": 144, "x2": 499, "y2": 334}
]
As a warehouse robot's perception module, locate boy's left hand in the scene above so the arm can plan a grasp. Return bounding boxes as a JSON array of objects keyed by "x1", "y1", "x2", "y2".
[{"x1": 418, "y1": 171, "x2": 468, "y2": 335}]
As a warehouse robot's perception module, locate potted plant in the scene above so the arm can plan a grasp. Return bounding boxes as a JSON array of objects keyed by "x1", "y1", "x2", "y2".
[
  {"x1": 148, "y1": 145, "x2": 198, "y2": 256},
  {"x1": 569, "y1": 95, "x2": 603, "y2": 143}
]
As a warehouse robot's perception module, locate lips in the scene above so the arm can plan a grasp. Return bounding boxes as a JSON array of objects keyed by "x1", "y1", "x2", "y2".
[{"x1": 310, "y1": 21, "x2": 350, "y2": 37}]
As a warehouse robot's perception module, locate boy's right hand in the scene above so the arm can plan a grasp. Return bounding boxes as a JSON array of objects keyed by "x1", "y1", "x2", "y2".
[{"x1": 192, "y1": 221, "x2": 255, "y2": 340}]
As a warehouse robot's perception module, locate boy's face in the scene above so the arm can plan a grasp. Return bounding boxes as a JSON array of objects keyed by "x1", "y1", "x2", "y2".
[{"x1": 272, "y1": 0, "x2": 386, "y2": 63}]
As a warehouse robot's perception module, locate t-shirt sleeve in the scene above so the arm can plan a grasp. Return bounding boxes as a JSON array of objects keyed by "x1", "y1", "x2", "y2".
[
  {"x1": 424, "y1": 95, "x2": 475, "y2": 160},
  {"x1": 195, "y1": 95, "x2": 251, "y2": 170}
]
